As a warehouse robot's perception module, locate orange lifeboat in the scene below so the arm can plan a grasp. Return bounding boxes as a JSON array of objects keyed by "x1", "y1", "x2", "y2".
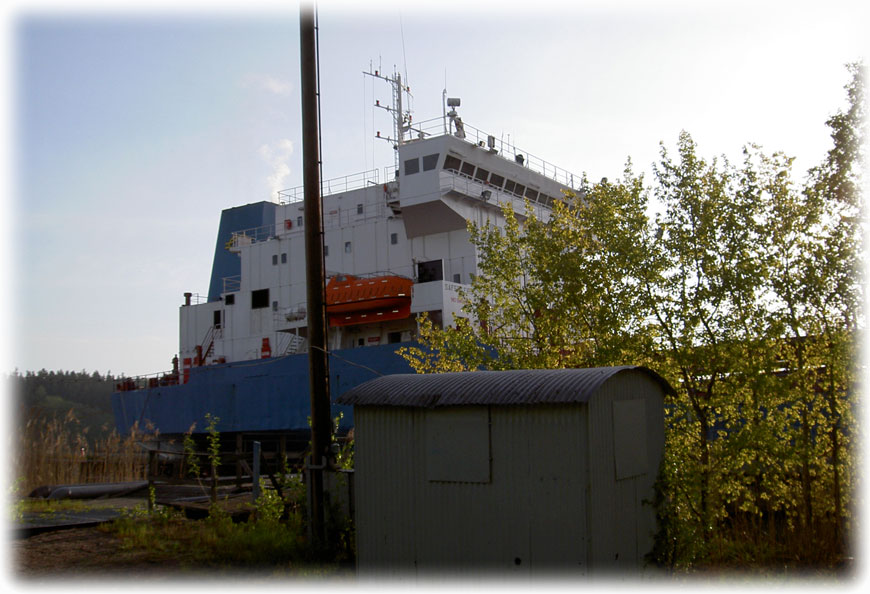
[{"x1": 325, "y1": 274, "x2": 413, "y2": 327}]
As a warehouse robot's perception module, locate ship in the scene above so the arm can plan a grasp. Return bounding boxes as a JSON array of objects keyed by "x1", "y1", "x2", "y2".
[{"x1": 111, "y1": 68, "x2": 584, "y2": 462}]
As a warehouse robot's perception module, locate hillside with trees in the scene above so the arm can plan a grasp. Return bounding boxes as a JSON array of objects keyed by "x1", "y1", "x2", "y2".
[{"x1": 9, "y1": 369, "x2": 119, "y2": 445}]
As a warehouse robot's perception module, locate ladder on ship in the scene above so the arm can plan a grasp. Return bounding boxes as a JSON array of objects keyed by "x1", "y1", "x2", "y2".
[{"x1": 277, "y1": 332, "x2": 307, "y2": 356}]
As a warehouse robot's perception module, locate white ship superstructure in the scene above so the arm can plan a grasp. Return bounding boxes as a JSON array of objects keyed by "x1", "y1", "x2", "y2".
[{"x1": 177, "y1": 71, "x2": 583, "y2": 377}]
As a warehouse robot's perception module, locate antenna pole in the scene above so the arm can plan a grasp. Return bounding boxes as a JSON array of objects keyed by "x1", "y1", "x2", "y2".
[
  {"x1": 442, "y1": 88, "x2": 447, "y2": 135},
  {"x1": 396, "y1": 72, "x2": 403, "y2": 147}
]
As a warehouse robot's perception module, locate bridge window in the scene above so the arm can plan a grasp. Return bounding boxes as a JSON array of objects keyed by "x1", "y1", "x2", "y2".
[
  {"x1": 460, "y1": 161, "x2": 475, "y2": 177},
  {"x1": 443, "y1": 155, "x2": 461, "y2": 172},
  {"x1": 474, "y1": 167, "x2": 490, "y2": 182},
  {"x1": 513, "y1": 183, "x2": 526, "y2": 198},
  {"x1": 489, "y1": 173, "x2": 505, "y2": 188},
  {"x1": 422, "y1": 153, "x2": 440, "y2": 171},
  {"x1": 524, "y1": 187, "x2": 539, "y2": 201},
  {"x1": 504, "y1": 179, "x2": 516, "y2": 194},
  {"x1": 404, "y1": 157, "x2": 420, "y2": 175}
]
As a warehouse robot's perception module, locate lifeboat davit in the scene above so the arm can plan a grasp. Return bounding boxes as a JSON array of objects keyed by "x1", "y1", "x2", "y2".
[{"x1": 325, "y1": 274, "x2": 413, "y2": 327}]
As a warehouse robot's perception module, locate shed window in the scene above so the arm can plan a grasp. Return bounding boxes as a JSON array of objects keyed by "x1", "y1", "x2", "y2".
[
  {"x1": 425, "y1": 407, "x2": 491, "y2": 483},
  {"x1": 422, "y1": 153, "x2": 440, "y2": 171},
  {"x1": 344, "y1": 241, "x2": 352, "y2": 253},
  {"x1": 224, "y1": 294, "x2": 235, "y2": 305},
  {"x1": 297, "y1": 216, "x2": 303, "y2": 227},
  {"x1": 272, "y1": 254, "x2": 278, "y2": 265},
  {"x1": 251, "y1": 288, "x2": 270, "y2": 309},
  {"x1": 324, "y1": 245, "x2": 329, "y2": 257},
  {"x1": 613, "y1": 399, "x2": 648, "y2": 480},
  {"x1": 213, "y1": 310, "x2": 221, "y2": 328},
  {"x1": 390, "y1": 232, "x2": 398, "y2": 245},
  {"x1": 357, "y1": 203, "x2": 364, "y2": 215},
  {"x1": 404, "y1": 158, "x2": 420, "y2": 175},
  {"x1": 281, "y1": 253, "x2": 287, "y2": 264}
]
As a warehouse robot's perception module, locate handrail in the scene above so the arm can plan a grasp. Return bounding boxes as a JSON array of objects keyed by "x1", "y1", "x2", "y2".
[
  {"x1": 223, "y1": 275, "x2": 241, "y2": 293},
  {"x1": 278, "y1": 169, "x2": 381, "y2": 204},
  {"x1": 407, "y1": 116, "x2": 583, "y2": 190},
  {"x1": 115, "y1": 369, "x2": 180, "y2": 392}
]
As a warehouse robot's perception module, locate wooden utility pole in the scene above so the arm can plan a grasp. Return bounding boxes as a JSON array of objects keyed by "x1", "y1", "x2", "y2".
[{"x1": 299, "y1": 2, "x2": 330, "y2": 545}]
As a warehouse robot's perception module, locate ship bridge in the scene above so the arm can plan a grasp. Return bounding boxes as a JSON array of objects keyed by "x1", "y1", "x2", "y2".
[{"x1": 395, "y1": 117, "x2": 582, "y2": 238}]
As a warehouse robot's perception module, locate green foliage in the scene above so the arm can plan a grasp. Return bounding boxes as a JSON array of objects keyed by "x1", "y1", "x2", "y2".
[
  {"x1": 254, "y1": 479, "x2": 284, "y2": 525},
  {"x1": 102, "y1": 484, "x2": 345, "y2": 572},
  {"x1": 404, "y1": 63, "x2": 863, "y2": 569},
  {"x1": 204, "y1": 413, "x2": 221, "y2": 470},
  {"x1": 182, "y1": 425, "x2": 200, "y2": 478}
]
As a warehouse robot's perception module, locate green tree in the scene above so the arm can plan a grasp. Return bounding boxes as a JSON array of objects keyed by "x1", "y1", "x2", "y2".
[
  {"x1": 762, "y1": 62, "x2": 864, "y2": 556},
  {"x1": 401, "y1": 63, "x2": 863, "y2": 568},
  {"x1": 401, "y1": 164, "x2": 652, "y2": 373}
]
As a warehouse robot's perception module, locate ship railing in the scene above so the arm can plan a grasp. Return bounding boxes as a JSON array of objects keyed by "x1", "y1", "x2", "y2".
[
  {"x1": 115, "y1": 369, "x2": 180, "y2": 392},
  {"x1": 278, "y1": 169, "x2": 382, "y2": 204},
  {"x1": 277, "y1": 304, "x2": 307, "y2": 325},
  {"x1": 226, "y1": 224, "x2": 277, "y2": 251},
  {"x1": 185, "y1": 293, "x2": 208, "y2": 305},
  {"x1": 227, "y1": 197, "x2": 397, "y2": 252},
  {"x1": 223, "y1": 275, "x2": 241, "y2": 293},
  {"x1": 409, "y1": 116, "x2": 584, "y2": 191},
  {"x1": 326, "y1": 270, "x2": 413, "y2": 281}
]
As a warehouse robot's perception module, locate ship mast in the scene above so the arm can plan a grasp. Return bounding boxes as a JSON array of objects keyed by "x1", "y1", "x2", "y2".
[{"x1": 364, "y1": 66, "x2": 414, "y2": 172}]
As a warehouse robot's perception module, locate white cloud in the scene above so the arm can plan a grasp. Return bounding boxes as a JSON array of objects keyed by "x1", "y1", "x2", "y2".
[
  {"x1": 242, "y1": 73, "x2": 293, "y2": 96},
  {"x1": 258, "y1": 139, "x2": 294, "y2": 199}
]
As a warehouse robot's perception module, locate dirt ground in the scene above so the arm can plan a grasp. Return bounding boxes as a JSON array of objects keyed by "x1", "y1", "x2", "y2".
[
  {"x1": 12, "y1": 526, "x2": 185, "y2": 578},
  {"x1": 10, "y1": 525, "x2": 327, "y2": 582}
]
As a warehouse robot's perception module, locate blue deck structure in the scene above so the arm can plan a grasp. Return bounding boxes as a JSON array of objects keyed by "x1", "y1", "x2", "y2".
[{"x1": 111, "y1": 343, "x2": 412, "y2": 436}]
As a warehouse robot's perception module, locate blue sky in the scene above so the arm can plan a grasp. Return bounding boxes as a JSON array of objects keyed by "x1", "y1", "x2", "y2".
[{"x1": 3, "y1": 0, "x2": 868, "y2": 377}]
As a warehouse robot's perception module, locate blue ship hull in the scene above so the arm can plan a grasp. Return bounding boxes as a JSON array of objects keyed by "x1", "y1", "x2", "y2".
[{"x1": 111, "y1": 343, "x2": 413, "y2": 436}]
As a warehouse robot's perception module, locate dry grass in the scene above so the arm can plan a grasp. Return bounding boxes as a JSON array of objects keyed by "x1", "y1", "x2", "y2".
[{"x1": 14, "y1": 409, "x2": 150, "y2": 494}]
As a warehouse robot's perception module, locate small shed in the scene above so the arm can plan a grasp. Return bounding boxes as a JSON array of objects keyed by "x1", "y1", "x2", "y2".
[{"x1": 337, "y1": 366, "x2": 672, "y2": 577}]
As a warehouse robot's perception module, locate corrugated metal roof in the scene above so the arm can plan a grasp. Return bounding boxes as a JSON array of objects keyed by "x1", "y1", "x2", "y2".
[{"x1": 336, "y1": 366, "x2": 675, "y2": 408}]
